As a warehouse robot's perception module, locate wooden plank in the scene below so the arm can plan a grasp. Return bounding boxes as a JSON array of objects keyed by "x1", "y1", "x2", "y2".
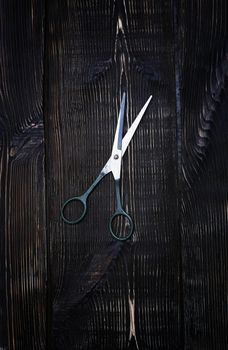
[
  {"x1": 45, "y1": 1, "x2": 181, "y2": 349},
  {"x1": 179, "y1": 1, "x2": 228, "y2": 349},
  {"x1": 0, "y1": 1, "x2": 46, "y2": 349}
]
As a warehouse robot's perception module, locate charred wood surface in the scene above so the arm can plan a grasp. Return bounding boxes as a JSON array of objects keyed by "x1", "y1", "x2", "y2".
[
  {"x1": 0, "y1": 1, "x2": 228, "y2": 349},
  {"x1": 0, "y1": 1, "x2": 46, "y2": 349}
]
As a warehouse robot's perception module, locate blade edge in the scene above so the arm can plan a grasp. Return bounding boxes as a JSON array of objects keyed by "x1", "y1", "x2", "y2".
[{"x1": 122, "y1": 95, "x2": 152, "y2": 156}]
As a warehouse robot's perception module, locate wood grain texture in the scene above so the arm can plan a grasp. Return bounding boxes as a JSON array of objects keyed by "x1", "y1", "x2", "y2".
[
  {"x1": 45, "y1": 1, "x2": 180, "y2": 349},
  {"x1": 0, "y1": 1, "x2": 46, "y2": 349},
  {"x1": 179, "y1": 1, "x2": 228, "y2": 349},
  {"x1": 1, "y1": 1, "x2": 228, "y2": 349}
]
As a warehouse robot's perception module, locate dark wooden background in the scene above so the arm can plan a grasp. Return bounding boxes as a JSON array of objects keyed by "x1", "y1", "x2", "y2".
[{"x1": 1, "y1": 1, "x2": 228, "y2": 349}]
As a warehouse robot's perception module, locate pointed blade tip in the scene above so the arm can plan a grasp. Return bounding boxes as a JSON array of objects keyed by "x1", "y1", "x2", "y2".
[{"x1": 144, "y1": 95, "x2": 152, "y2": 107}]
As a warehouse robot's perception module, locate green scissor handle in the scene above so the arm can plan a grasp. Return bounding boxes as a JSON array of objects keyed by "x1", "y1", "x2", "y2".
[
  {"x1": 60, "y1": 172, "x2": 104, "y2": 225},
  {"x1": 61, "y1": 194, "x2": 87, "y2": 224},
  {"x1": 109, "y1": 209, "x2": 134, "y2": 241},
  {"x1": 109, "y1": 179, "x2": 134, "y2": 241}
]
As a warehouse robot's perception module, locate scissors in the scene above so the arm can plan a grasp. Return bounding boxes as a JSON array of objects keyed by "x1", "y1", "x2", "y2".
[{"x1": 61, "y1": 93, "x2": 152, "y2": 240}]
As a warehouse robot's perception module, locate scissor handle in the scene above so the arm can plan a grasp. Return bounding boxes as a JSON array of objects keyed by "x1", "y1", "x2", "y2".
[
  {"x1": 61, "y1": 172, "x2": 106, "y2": 225},
  {"x1": 61, "y1": 195, "x2": 87, "y2": 224},
  {"x1": 109, "y1": 208, "x2": 134, "y2": 241},
  {"x1": 109, "y1": 179, "x2": 134, "y2": 241}
]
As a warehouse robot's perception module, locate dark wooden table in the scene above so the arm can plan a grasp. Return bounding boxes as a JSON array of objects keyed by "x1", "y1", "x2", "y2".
[{"x1": 1, "y1": 1, "x2": 228, "y2": 349}]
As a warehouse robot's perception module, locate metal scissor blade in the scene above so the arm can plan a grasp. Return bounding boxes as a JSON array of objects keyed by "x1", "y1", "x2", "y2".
[
  {"x1": 101, "y1": 95, "x2": 152, "y2": 178},
  {"x1": 122, "y1": 95, "x2": 152, "y2": 156},
  {"x1": 111, "y1": 92, "x2": 126, "y2": 154}
]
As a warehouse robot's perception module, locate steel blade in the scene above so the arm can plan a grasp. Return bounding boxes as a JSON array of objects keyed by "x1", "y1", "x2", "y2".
[
  {"x1": 122, "y1": 95, "x2": 152, "y2": 156},
  {"x1": 111, "y1": 92, "x2": 126, "y2": 154}
]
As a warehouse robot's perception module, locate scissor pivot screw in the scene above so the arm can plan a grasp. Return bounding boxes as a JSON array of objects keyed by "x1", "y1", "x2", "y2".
[{"x1": 114, "y1": 154, "x2": 119, "y2": 159}]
